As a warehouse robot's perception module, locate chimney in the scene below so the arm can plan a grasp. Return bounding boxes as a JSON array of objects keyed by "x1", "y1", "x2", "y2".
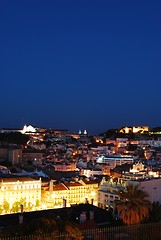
[
  {"x1": 63, "y1": 199, "x2": 67, "y2": 208},
  {"x1": 19, "y1": 204, "x2": 23, "y2": 224},
  {"x1": 20, "y1": 204, "x2": 23, "y2": 213},
  {"x1": 91, "y1": 199, "x2": 94, "y2": 205},
  {"x1": 49, "y1": 180, "x2": 54, "y2": 192}
]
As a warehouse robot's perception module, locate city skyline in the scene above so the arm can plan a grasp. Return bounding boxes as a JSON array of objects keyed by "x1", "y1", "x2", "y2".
[{"x1": 1, "y1": 0, "x2": 161, "y2": 134}]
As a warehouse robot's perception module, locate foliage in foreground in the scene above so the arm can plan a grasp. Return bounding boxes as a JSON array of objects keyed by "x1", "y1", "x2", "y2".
[
  {"x1": 0, "y1": 218, "x2": 83, "y2": 240},
  {"x1": 115, "y1": 183, "x2": 151, "y2": 225}
]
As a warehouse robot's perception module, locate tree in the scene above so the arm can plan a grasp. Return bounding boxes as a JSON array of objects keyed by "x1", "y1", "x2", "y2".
[
  {"x1": 0, "y1": 205, "x2": 3, "y2": 214},
  {"x1": 11, "y1": 198, "x2": 27, "y2": 213},
  {"x1": 115, "y1": 183, "x2": 151, "y2": 225},
  {"x1": 0, "y1": 132, "x2": 29, "y2": 145},
  {"x1": 34, "y1": 218, "x2": 57, "y2": 235},
  {"x1": 65, "y1": 222, "x2": 83, "y2": 240},
  {"x1": 11, "y1": 201, "x2": 21, "y2": 213},
  {"x1": 34, "y1": 218, "x2": 83, "y2": 240},
  {"x1": 3, "y1": 200, "x2": 10, "y2": 213},
  {"x1": 35, "y1": 199, "x2": 41, "y2": 210},
  {"x1": 26, "y1": 202, "x2": 33, "y2": 212}
]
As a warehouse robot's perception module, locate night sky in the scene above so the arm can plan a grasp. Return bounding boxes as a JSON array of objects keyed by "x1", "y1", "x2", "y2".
[{"x1": 1, "y1": 0, "x2": 161, "y2": 134}]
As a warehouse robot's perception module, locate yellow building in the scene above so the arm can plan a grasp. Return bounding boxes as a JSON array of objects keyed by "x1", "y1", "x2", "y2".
[
  {"x1": 0, "y1": 177, "x2": 41, "y2": 213},
  {"x1": 44, "y1": 179, "x2": 99, "y2": 209},
  {"x1": 120, "y1": 126, "x2": 149, "y2": 134}
]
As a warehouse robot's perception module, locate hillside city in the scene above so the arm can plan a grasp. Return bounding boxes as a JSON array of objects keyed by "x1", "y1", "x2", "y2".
[{"x1": 1, "y1": 124, "x2": 161, "y2": 237}]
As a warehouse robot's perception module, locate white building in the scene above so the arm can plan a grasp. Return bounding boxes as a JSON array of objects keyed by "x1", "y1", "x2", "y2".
[
  {"x1": 81, "y1": 168, "x2": 102, "y2": 178},
  {"x1": 139, "y1": 140, "x2": 161, "y2": 147},
  {"x1": 127, "y1": 178, "x2": 161, "y2": 204},
  {"x1": 0, "y1": 177, "x2": 41, "y2": 211},
  {"x1": 98, "y1": 177, "x2": 125, "y2": 210},
  {"x1": 96, "y1": 154, "x2": 134, "y2": 169}
]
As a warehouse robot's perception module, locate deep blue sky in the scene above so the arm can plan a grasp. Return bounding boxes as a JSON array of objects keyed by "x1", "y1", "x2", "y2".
[{"x1": 1, "y1": 0, "x2": 161, "y2": 134}]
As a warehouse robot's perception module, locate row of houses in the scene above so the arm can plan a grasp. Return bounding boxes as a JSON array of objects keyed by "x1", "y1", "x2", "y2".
[
  {"x1": 0, "y1": 145, "x2": 42, "y2": 165},
  {"x1": 1, "y1": 173, "x2": 161, "y2": 215},
  {"x1": 0, "y1": 177, "x2": 99, "y2": 214}
]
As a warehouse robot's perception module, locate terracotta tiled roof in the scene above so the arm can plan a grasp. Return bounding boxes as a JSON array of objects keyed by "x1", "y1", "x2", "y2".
[
  {"x1": 65, "y1": 182, "x2": 83, "y2": 187},
  {"x1": 1, "y1": 177, "x2": 38, "y2": 182},
  {"x1": 53, "y1": 183, "x2": 68, "y2": 191},
  {"x1": 82, "y1": 179, "x2": 100, "y2": 185}
]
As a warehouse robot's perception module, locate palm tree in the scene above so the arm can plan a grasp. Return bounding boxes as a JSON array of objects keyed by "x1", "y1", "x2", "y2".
[{"x1": 115, "y1": 183, "x2": 151, "y2": 225}]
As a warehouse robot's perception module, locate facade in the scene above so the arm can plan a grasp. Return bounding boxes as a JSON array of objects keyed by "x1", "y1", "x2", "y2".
[
  {"x1": 96, "y1": 154, "x2": 134, "y2": 168},
  {"x1": 102, "y1": 164, "x2": 111, "y2": 175},
  {"x1": 0, "y1": 145, "x2": 22, "y2": 164},
  {"x1": 0, "y1": 128, "x2": 21, "y2": 133},
  {"x1": 80, "y1": 168, "x2": 102, "y2": 178},
  {"x1": 130, "y1": 162, "x2": 145, "y2": 173},
  {"x1": 98, "y1": 177, "x2": 161, "y2": 211},
  {"x1": 120, "y1": 126, "x2": 149, "y2": 134},
  {"x1": 0, "y1": 177, "x2": 41, "y2": 212},
  {"x1": 43, "y1": 179, "x2": 99, "y2": 209},
  {"x1": 22, "y1": 149, "x2": 43, "y2": 163},
  {"x1": 127, "y1": 178, "x2": 161, "y2": 204},
  {"x1": 54, "y1": 162, "x2": 76, "y2": 171},
  {"x1": 0, "y1": 147, "x2": 8, "y2": 161},
  {"x1": 98, "y1": 178, "x2": 125, "y2": 210},
  {"x1": 139, "y1": 140, "x2": 161, "y2": 147},
  {"x1": 8, "y1": 148, "x2": 22, "y2": 165}
]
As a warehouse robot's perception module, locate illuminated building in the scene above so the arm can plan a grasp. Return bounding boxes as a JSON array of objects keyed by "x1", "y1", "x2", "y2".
[
  {"x1": 0, "y1": 177, "x2": 41, "y2": 213},
  {"x1": 43, "y1": 179, "x2": 99, "y2": 209},
  {"x1": 98, "y1": 177, "x2": 125, "y2": 210},
  {"x1": 22, "y1": 149, "x2": 43, "y2": 163},
  {"x1": 102, "y1": 164, "x2": 111, "y2": 175},
  {"x1": 96, "y1": 154, "x2": 133, "y2": 168},
  {"x1": 119, "y1": 126, "x2": 149, "y2": 134},
  {"x1": 130, "y1": 162, "x2": 145, "y2": 173},
  {"x1": 54, "y1": 162, "x2": 76, "y2": 171},
  {"x1": 80, "y1": 168, "x2": 102, "y2": 178},
  {"x1": 21, "y1": 125, "x2": 37, "y2": 134}
]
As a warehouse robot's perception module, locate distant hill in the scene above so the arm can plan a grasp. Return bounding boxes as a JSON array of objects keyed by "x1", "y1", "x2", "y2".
[
  {"x1": 99, "y1": 128, "x2": 130, "y2": 139},
  {"x1": 150, "y1": 127, "x2": 161, "y2": 132},
  {"x1": 0, "y1": 132, "x2": 29, "y2": 145}
]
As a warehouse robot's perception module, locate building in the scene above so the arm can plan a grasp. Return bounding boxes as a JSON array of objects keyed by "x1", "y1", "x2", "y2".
[
  {"x1": 139, "y1": 139, "x2": 161, "y2": 147},
  {"x1": 0, "y1": 128, "x2": 21, "y2": 133},
  {"x1": 98, "y1": 177, "x2": 125, "y2": 211},
  {"x1": 0, "y1": 145, "x2": 22, "y2": 165},
  {"x1": 43, "y1": 179, "x2": 99, "y2": 209},
  {"x1": 130, "y1": 162, "x2": 145, "y2": 173},
  {"x1": 0, "y1": 177, "x2": 41, "y2": 213},
  {"x1": 127, "y1": 178, "x2": 161, "y2": 204},
  {"x1": 80, "y1": 168, "x2": 102, "y2": 178},
  {"x1": 120, "y1": 126, "x2": 149, "y2": 134},
  {"x1": 22, "y1": 149, "x2": 43, "y2": 164},
  {"x1": 96, "y1": 154, "x2": 134, "y2": 169},
  {"x1": 54, "y1": 162, "x2": 76, "y2": 172}
]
